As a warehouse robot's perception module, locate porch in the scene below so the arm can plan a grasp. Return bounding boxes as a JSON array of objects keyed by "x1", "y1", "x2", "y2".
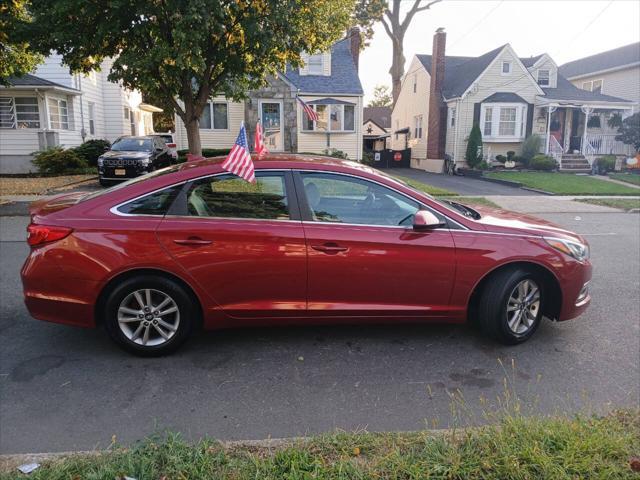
[{"x1": 538, "y1": 101, "x2": 635, "y2": 169}]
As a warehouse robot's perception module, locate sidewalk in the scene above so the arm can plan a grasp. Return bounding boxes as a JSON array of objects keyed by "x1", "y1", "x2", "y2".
[{"x1": 483, "y1": 195, "x2": 640, "y2": 213}]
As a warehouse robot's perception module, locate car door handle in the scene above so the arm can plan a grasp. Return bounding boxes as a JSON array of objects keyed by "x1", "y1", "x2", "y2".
[
  {"x1": 173, "y1": 237, "x2": 213, "y2": 246},
  {"x1": 311, "y1": 243, "x2": 348, "y2": 254}
]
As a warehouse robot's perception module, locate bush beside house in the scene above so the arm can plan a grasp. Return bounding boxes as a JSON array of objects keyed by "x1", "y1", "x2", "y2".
[
  {"x1": 32, "y1": 147, "x2": 89, "y2": 174},
  {"x1": 521, "y1": 134, "x2": 542, "y2": 167},
  {"x1": 529, "y1": 154, "x2": 557, "y2": 171},
  {"x1": 465, "y1": 124, "x2": 483, "y2": 169},
  {"x1": 73, "y1": 139, "x2": 111, "y2": 167}
]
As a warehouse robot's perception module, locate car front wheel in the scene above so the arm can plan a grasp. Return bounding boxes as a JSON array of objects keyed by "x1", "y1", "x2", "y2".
[
  {"x1": 478, "y1": 268, "x2": 544, "y2": 345},
  {"x1": 103, "y1": 275, "x2": 196, "y2": 356}
]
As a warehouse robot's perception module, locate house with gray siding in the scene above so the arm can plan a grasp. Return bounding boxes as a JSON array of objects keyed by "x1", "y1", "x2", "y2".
[
  {"x1": 0, "y1": 55, "x2": 161, "y2": 173},
  {"x1": 392, "y1": 29, "x2": 635, "y2": 173}
]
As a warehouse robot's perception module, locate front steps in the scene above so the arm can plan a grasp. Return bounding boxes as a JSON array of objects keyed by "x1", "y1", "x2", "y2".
[{"x1": 560, "y1": 154, "x2": 591, "y2": 173}]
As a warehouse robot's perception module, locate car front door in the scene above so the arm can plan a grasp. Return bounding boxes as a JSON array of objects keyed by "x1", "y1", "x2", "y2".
[
  {"x1": 295, "y1": 171, "x2": 457, "y2": 319},
  {"x1": 156, "y1": 170, "x2": 307, "y2": 318}
]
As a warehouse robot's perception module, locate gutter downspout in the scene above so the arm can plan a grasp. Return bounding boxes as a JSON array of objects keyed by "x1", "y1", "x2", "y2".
[{"x1": 76, "y1": 74, "x2": 86, "y2": 141}]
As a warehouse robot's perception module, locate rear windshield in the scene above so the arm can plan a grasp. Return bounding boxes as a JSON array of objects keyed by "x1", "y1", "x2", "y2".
[
  {"x1": 111, "y1": 138, "x2": 153, "y2": 151},
  {"x1": 157, "y1": 135, "x2": 173, "y2": 143},
  {"x1": 81, "y1": 165, "x2": 183, "y2": 202}
]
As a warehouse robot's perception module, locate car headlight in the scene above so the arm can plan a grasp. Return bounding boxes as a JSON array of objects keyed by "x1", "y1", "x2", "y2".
[
  {"x1": 544, "y1": 236, "x2": 589, "y2": 262},
  {"x1": 97, "y1": 156, "x2": 104, "y2": 167},
  {"x1": 139, "y1": 157, "x2": 151, "y2": 166}
]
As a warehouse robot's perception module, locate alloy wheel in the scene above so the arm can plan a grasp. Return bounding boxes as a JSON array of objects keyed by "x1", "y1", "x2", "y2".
[
  {"x1": 117, "y1": 289, "x2": 180, "y2": 346},
  {"x1": 506, "y1": 279, "x2": 540, "y2": 335}
]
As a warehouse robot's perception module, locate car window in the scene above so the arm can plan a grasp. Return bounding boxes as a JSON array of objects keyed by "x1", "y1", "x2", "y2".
[
  {"x1": 300, "y1": 172, "x2": 420, "y2": 226},
  {"x1": 112, "y1": 138, "x2": 153, "y2": 152},
  {"x1": 116, "y1": 185, "x2": 182, "y2": 215},
  {"x1": 81, "y1": 165, "x2": 183, "y2": 202},
  {"x1": 186, "y1": 173, "x2": 289, "y2": 220}
]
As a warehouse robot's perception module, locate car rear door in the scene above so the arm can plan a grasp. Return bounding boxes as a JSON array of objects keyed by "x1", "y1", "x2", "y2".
[
  {"x1": 294, "y1": 171, "x2": 458, "y2": 319},
  {"x1": 155, "y1": 170, "x2": 307, "y2": 318}
]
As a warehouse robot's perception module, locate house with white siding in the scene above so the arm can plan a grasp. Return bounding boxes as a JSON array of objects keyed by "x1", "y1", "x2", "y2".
[
  {"x1": 559, "y1": 42, "x2": 640, "y2": 107},
  {"x1": 392, "y1": 29, "x2": 635, "y2": 173},
  {"x1": 174, "y1": 29, "x2": 363, "y2": 161},
  {"x1": 0, "y1": 54, "x2": 161, "y2": 173}
]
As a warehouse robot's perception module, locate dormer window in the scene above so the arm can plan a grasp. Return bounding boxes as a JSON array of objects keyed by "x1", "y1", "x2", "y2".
[
  {"x1": 307, "y1": 54, "x2": 324, "y2": 75},
  {"x1": 537, "y1": 69, "x2": 550, "y2": 86},
  {"x1": 502, "y1": 61, "x2": 512, "y2": 75}
]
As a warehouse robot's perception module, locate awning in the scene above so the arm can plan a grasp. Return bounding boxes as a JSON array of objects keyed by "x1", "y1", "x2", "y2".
[
  {"x1": 394, "y1": 127, "x2": 410, "y2": 135},
  {"x1": 139, "y1": 103, "x2": 163, "y2": 113},
  {"x1": 307, "y1": 97, "x2": 355, "y2": 105}
]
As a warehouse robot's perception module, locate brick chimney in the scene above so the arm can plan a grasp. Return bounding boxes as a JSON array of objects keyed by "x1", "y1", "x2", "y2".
[
  {"x1": 349, "y1": 27, "x2": 361, "y2": 71},
  {"x1": 427, "y1": 28, "x2": 446, "y2": 160}
]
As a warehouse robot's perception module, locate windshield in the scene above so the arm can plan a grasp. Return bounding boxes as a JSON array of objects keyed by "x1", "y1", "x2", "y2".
[
  {"x1": 111, "y1": 138, "x2": 153, "y2": 152},
  {"x1": 81, "y1": 165, "x2": 183, "y2": 202}
]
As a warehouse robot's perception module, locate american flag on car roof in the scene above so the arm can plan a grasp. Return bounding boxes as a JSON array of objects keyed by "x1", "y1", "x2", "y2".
[{"x1": 221, "y1": 122, "x2": 256, "y2": 183}]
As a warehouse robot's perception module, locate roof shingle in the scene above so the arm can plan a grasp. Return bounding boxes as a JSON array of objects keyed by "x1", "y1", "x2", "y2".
[
  {"x1": 363, "y1": 106, "x2": 391, "y2": 129},
  {"x1": 558, "y1": 42, "x2": 640, "y2": 79}
]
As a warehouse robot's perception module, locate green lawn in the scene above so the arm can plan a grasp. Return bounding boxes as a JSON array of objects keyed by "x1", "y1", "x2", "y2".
[
  {"x1": 5, "y1": 410, "x2": 637, "y2": 479},
  {"x1": 485, "y1": 172, "x2": 640, "y2": 195},
  {"x1": 390, "y1": 174, "x2": 458, "y2": 196},
  {"x1": 441, "y1": 196, "x2": 501, "y2": 209},
  {"x1": 576, "y1": 198, "x2": 640, "y2": 211},
  {"x1": 609, "y1": 173, "x2": 640, "y2": 186}
]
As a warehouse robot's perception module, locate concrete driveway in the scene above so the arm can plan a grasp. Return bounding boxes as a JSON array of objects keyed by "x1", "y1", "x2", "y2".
[
  {"x1": 0, "y1": 210, "x2": 638, "y2": 454},
  {"x1": 387, "y1": 168, "x2": 542, "y2": 196}
]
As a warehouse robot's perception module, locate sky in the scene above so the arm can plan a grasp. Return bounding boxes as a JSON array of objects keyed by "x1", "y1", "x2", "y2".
[{"x1": 359, "y1": 0, "x2": 640, "y2": 104}]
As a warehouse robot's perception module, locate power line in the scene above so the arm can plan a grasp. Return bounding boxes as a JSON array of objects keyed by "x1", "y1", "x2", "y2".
[
  {"x1": 564, "y1": 0, "x2": 614, "y2": 52},
  {"x1": 449, "y1": 0, "x2": 505, "y2": 49}
]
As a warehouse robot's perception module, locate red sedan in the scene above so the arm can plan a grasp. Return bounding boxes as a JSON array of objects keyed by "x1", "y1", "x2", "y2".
[{"x1": 21, "y1": 155, "x2": 592, "y2": 356}]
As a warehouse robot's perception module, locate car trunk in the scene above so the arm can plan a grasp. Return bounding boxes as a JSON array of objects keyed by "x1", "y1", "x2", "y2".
[{"x1": 29, "y1": 192, "x2": 89, "y2": 222}]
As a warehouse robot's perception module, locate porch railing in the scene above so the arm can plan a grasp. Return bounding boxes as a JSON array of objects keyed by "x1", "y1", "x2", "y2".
[
  {"x1": 585, "y1": 134, "x2": 634, "y2": 156},
  {"x1": 548, "y1": 135, "x2": 564, "y2": 166}
]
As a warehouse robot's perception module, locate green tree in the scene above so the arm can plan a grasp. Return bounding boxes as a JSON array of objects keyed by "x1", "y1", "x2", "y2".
[
  {"x1": 615, "y1": 112, "x2": 640, "y2": 152},
  {"x1": 23, "y1": 0, "x2": 355, "y2": 156},
  {"x1": 368, "y1": 85, "x2": 392, "y2": 107},
  {"x1": 354, "y1": 0, "x2": 442, "y2": 103},
  {"x1": 0, "y1": 0, "x2": 43, "y2": 85},
  {"x1": 465, "y1": 123, "x2": 483, "y2": 168}
]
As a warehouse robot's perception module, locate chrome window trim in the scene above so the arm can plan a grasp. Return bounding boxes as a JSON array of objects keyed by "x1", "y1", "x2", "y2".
[
  {"x1": 296, "y1": 169, "x2": 470, "y2": 231},
  {"x1": 301, "y1": 220, "x2": 446, "y2": 231},
  {"x1": 110, "y1": 182, "x2": 188, "y2": 217},
  {"x1": 163, "y1": 215, "x2": 301, "y2": 224}
]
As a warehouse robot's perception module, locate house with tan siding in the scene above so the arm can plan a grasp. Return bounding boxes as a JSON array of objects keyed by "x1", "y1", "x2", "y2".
[
  {"x1": 0, "y1": 54, "x2": 160, "y2": 173},
  {"x1": 392, "y1": 29, "x2": 635, "y2": 173},
  {"x1": 174, "y1": 30, "x2": 364, "y2": 161}
]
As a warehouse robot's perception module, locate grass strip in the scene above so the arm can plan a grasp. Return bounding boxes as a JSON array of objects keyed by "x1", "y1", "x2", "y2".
[
  {"x1": 4, "y1": 410, "x2": 638, "y2": 479},
  {"x1": 390, "y1": 174, "x2": 458, "y2": 197},
  {"x1": 576, "y1": 198, "x2": 640, "y2": 211},
  {"x1": 485, "y1": 172, "x2": 640, "y2": 195},
  {"x1": 608, "y1": 173, "x2": 640, "y2": 186}
]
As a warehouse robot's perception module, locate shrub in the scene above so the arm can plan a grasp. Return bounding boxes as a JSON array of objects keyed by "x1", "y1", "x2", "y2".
[
  {"x1": 596, "y1": 155, "x2": 616, "y2": 173},
  {"x1": 512, "y1": 155, "x2": 525, "y2": 164},
  {"x1": 521, "y1": 134, "x2": 542, "y2": 165},
  {"x1": 362, "y1": 151, "x2": 375, "y2": 166},
  {"x1": 323, "y1": 148, "x2": 348, "y2": 159},
  {"x1": 465, "y1": 123, "x2": 483, "y2": 168},
  {"x1": 529, "y1": 154, "x2": 557, "y2": 171},
  {"x1": 73, "y1": 139, "x2": 111, "y2": 167},
  {"x1": 177, "y1": 148, "x2": 231, "y2": 162},
  {"x1": 615, "y1": 112, "x2": 640, "y2": 152},
  {"x1": 506, "y1": 150, "x2": 516, "y2": 161},
  {"x1": 495, "y1": 154, "x2": 507, "y2": 163},
  {"x1": 477, "y1": 160, "x2": 490, "y2": 170},
  {"x1": 32, "y1": 147, "x2": 89, "y2": 174}
]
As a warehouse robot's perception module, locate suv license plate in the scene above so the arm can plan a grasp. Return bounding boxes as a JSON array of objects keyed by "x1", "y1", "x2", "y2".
[{"x1": 115, "y1": 168, "x2": 126, "y2": 176}]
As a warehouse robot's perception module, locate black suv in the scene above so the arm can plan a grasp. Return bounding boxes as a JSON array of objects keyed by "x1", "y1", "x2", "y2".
[{"x1": 98, "y1": 136, "x2": 173, "y2": 186}]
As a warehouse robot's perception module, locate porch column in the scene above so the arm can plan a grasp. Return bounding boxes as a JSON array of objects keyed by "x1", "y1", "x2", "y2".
[
  {"x1": 545, "y1": 105, "x2": 556, "y2": 154},
  {"x1": 580, "y1": 106, "x2": 593, "y2": 155}
]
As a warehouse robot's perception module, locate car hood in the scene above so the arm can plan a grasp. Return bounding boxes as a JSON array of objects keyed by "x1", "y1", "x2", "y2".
[
  {"x1": 102, "y1": 150, "x2": 152, "y2": 159},
  {"x1": 470, "y1": 205, "x2": 586, "y2": 244}
]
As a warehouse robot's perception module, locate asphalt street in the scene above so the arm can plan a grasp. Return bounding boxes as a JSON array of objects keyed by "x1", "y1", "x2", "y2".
[{"x1": 0, "y1": 211, "x2": 638, "y2": 454}]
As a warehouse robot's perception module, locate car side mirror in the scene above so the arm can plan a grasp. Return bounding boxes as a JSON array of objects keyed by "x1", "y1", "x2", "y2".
[{"x1": 413, "y1": 210, "x2": 445, "y2": 231}]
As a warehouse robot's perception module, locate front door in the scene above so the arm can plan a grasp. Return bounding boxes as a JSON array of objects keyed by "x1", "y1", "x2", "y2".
[
  {"x1": 259, "y1": 100, "x2": 283, "y2": 151},
  {"x1": 295, "y1": 171, "x2": 457, "y2": 318},
  {"x1": 156, "y1": 171, "x2": 306, "y2": 318}
]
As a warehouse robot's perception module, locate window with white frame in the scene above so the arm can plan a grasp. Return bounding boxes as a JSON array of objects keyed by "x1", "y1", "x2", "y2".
[
  {"x1": 47, "y1": 97, "x2": 69, "y2": 130},
  {"x1": 302, "y1": 103, "x2": 355, "y2": 132},
  {"x1": 414, "y1": 115, "x2": 423, "y2": 138},
  {"x1": 450, "y1": 107, "x2": 456, "y2": 127},
  {"x1": 592, "y1": 79, "x2": 603, "y2": 93},
  {"x1": 481, "y1": 104, "x2": 526, "y2": 140},
  {"x1": 199, "y1": 102, "x2": 228, "y2": 130},
  {"x1": 502, "y1": 61, "x2": 511, "y2": 75},
  {"x1": 537, "y1": 69, "x2": 550, "y2": 86},
  {"x1": 88, "y1": 102, "x2": 96, "y2": 134},
  {"x1": 307, "y1": 54, "x2": 324, "y2": 75},
  {"x1": 123, "y1": 106, "x2": 130, "y2": 120},
  {"x1": 483, "y1": 107, "x2": 492, "y2": 136},
  {"x1": 0, "y1": 97, "x2": 40, "y2": 129}
]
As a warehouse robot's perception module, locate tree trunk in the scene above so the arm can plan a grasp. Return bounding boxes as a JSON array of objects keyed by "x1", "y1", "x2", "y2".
[
  {"x1": 185, "y1": 117, "x2": 202, "y2": 157},
  {"x1": 390, "y1": 38, "x2": 405, "y2": 104}
]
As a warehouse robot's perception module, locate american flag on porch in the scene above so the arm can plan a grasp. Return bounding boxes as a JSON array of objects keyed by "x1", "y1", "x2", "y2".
[
  {"x1": 254, "y1": 120, "x2": 268, "y2": 158},
  {"x1": 296, "y1": 96, "x2": 318, "y2": 122},
  {"x1": 221, "y1": 122, "x2": 256, "y2": 183}
]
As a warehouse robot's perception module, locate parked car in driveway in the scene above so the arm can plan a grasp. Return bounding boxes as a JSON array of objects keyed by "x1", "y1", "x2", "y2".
[
  {"x1": 151, "y1": 133, "x2": 178, "y2": 162},
  {"x1": 21, "y1": 155, "x2": 592, "y2": 356},
  {"x1": 97, "y1": 135, "x2": 173, "y2": 186}
]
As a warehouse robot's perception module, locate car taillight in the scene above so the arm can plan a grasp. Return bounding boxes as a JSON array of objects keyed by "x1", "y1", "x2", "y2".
[
  {"x1": 27, "y1": 224, "x2": 72, "y2": 247},
  {"x1": 166, "y1": 143, "x2": 176, "y2": 148}
]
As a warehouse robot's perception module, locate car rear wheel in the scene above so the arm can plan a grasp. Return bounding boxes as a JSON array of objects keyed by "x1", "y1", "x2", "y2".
[
  {"x1": 477, "y1": 268, "x2": 543, "y2": 345},
  {"x1": 103, "y1": 275, "x2": 195, "y2": 356}
]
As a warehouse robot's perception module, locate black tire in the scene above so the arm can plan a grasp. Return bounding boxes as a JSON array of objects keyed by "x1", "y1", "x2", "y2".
[
  {"x1": 103, "y1": 275, "x2": 197, "y2": 356},
  {"x1": 99, "y1": 178, "x2": 112, "y2": 187},
  {"x1": 477, "y1": 268, "x2": 544, "y2": 345}
]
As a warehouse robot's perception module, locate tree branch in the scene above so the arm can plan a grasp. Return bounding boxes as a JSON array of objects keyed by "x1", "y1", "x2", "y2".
[
  {"x1": 402, "y1": 0, "x2": 442, "y2": 30},
  {"x1": 380, "y1": 15, "x2": 393, "y2": 40}
]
